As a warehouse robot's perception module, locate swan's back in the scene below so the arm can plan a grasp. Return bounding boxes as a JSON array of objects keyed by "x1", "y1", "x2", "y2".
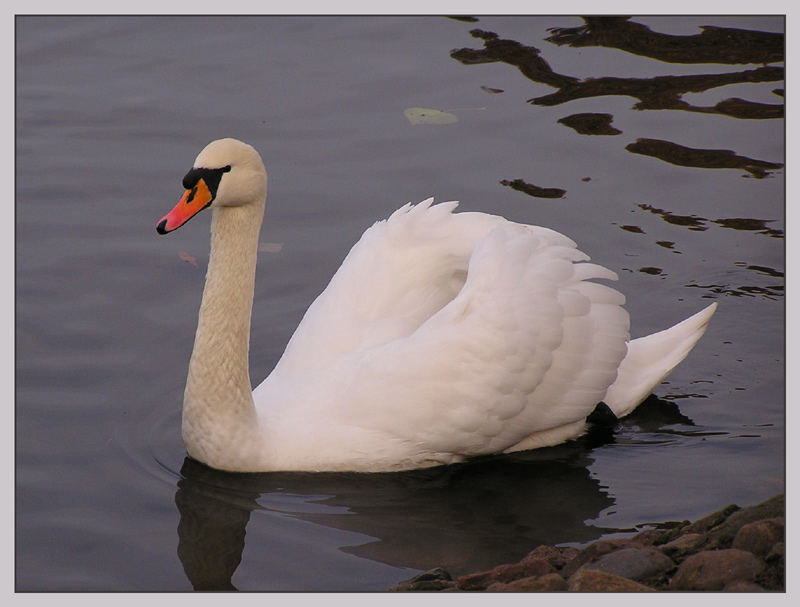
[{"x1": 255, "y1": 199, "x2": 632, "y2": 471}]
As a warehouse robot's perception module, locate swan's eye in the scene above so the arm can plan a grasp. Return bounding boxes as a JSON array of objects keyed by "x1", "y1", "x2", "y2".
[{"x1": 185, "y1": 186, "x2": 198, "y2": 204}]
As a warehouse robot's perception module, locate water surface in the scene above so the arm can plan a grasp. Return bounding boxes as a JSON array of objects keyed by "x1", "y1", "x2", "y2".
[{"x1": 16, "y1": 15, "x2": 784, "y2": 591}]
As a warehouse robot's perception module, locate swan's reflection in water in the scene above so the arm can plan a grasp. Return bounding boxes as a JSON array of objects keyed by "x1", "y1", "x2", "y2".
[
  {"x1": 176, "y1": 469, "x2": 253, "y2": 590},
  {"x1": 174, "y1": 397, "x2": 698, "y2": 591}
]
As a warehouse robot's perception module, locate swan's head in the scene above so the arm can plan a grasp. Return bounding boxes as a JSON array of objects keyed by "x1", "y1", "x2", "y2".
[{"x1": 156, "y1": 138, "x2": 267, "y2": 234}]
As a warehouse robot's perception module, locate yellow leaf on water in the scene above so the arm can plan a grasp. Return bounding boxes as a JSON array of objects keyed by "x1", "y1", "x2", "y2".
[
  {"x1": 259, "y1": 242, "x2": 284, "y2": 254},
  {"x1": 404, "y1": 107, "x2": 459, "y2": 125}
]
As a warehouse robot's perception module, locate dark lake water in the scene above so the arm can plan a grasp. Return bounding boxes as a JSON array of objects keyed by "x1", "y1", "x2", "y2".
[{"x1": 15, "y1": 15, "x2": 784, "y2": 591}]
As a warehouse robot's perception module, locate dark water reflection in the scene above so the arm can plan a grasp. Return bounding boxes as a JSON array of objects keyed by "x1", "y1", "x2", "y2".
[
  {"x1": 531, "y1": 66, "x2": 783, "y2": 116},
  {"x1": 453, "y1": 18, "x2": 784, "y2": 198},
  {"x1": 452, "y1": 25, "x2": 783, "y2": 113},
  {"x1": 544, "y1": 16, "x2": 784, "y2": 65},
  {"x1": 175, "y1": 396, "x2": 695, "y2": 590},
  {"x1": 638, "y1": 203, "x2": 784, "y2": 239},
  {"x1": 176, "y1": 450, "x2": 611, "y2": 590},
  {"x1": 15, "y1": 15, "x2": 784, "y2": 591},
  {"x1": 626, "y1": 138, "x2": 782, "y2": 178},
  {"x1": 558, "y1": 112, "x2": 623, "y2": 135}
]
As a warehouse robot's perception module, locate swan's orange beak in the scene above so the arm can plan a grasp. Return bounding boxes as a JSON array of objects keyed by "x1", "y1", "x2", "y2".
[{"x1": 156, "y1": 179, "x2": 214, "y2": 234}]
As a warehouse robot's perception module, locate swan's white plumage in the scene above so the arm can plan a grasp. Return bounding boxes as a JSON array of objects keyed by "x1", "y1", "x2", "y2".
[
  {"x1": 159, "y1": 138, "x2": 717, "y2": 473},
  {"x1": 603, "y1": 302, "x2": 718, "y2": 418}
]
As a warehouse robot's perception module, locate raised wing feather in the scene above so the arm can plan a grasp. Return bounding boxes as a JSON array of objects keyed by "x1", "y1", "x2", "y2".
[{"x1": 264, "y1": 199, "x2": 572, "y2": 379}]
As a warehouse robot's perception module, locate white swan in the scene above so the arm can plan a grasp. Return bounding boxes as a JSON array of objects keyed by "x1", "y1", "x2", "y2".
[{"x1": 157, "y1": 138, "x2": 717, "y2": 473}]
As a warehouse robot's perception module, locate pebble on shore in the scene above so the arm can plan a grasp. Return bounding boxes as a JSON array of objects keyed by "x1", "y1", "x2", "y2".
[{"x1": 388, "y1": 494, "x2": 784, "y2": 592}]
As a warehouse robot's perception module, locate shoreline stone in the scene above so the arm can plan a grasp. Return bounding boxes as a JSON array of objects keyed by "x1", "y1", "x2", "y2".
[
  {"x1": 388, "y1": 494, "x2": 784, "y2": 592},
  {"x1": 669, "y1": 548, "x2": 763, "y2": 591}
]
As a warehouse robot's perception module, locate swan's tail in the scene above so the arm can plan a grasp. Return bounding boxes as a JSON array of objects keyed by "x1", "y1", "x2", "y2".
[{"x1": 603, "y1": 302, "x2": 718, "y2": 418}]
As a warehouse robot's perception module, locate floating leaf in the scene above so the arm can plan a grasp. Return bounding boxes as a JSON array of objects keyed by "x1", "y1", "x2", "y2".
[
  {"x1": 404, "y1": 107, "x2": 459, "y2": 125},
  {"x1": 259, "y1": 242, "x2": 284, "y2": 254},
  {"x1": 178, "y1": 251, "x2": 198, "y2": 267}
]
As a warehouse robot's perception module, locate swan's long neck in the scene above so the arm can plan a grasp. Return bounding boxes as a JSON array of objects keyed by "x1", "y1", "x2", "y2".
[{"x1": 182, "y1": 201, "x2": 265, "y2": 470}]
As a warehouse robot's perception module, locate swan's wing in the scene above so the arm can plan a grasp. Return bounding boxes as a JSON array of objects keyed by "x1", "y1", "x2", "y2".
[
  {"x1": 341, "y1": 225, "x2": 629, "y2": 456},
  {"x1": 259, "y1": 216, "x2": 630, "y2": 470},
  {"x1": 266, "y1": 198, "x2": 575, "y2": 380}
]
